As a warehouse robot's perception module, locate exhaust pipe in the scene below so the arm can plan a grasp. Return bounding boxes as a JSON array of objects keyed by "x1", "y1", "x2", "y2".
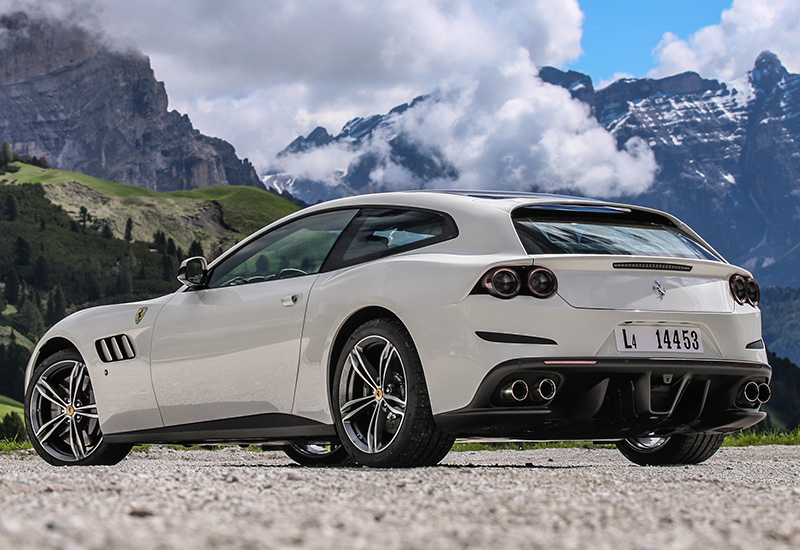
[
  {"x1": 500, "y1": 380, "x2": 529, "y2": 402},
  {"x1": 742, "y1": 381, "x2": 760, "y2": 403},
  {"x1": 536, "y1": 378, "x2": 557, "y2": 401},
  {"x1": 758, "y1": 383, "x2": 771, "y2": 404}
]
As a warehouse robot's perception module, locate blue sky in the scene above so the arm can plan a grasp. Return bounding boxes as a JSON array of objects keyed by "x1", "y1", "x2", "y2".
[{"x1": 570, "y1": 0, "x2": 735, "y2": 84}]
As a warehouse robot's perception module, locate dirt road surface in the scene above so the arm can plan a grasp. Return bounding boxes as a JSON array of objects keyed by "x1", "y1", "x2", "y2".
[{"x1": 1, "y1": 445, "x2": 799, "y2": 549}]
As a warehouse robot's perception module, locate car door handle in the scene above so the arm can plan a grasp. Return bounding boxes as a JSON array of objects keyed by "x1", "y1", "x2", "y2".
[{"x1": 282, "y1": 293, "x2": 302, "y2": 307}]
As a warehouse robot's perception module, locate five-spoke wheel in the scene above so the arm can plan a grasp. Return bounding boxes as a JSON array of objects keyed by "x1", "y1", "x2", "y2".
[
  {"x1": 332, "y1": 318, "x2": 454, "y2": 467},
  {"x1": 25, "y1": 350, "x2": 131, "y2": 466}
]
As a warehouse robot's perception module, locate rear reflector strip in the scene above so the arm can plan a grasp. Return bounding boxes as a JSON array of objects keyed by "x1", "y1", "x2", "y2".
[{"x1": 612, "y1": 262, "x2": 692, "y2": 272}]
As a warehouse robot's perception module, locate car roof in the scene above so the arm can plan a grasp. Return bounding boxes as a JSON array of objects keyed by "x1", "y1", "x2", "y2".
[{"x1": 303, "y1": 189, "x2": 609, "y2": 214}]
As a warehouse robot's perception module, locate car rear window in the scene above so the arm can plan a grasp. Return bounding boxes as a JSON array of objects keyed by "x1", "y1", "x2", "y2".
[
  {"x1": 324, "y1": 208, "x2": 458, "y2": 270},
  {"x1": 512, "y1": 205, "x2": 720, "y2": 261}
]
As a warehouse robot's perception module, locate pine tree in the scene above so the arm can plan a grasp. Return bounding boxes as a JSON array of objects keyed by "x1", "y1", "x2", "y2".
[
  {"x1": 4, "y1": 270, "x2": 19, "y2": 305},
  {"x1": 13, "y1": 236, "x2": 30, "y2": 265},
  {"x1": 124, "y1": 217, "x2": 133, "y2": 241},
  {"x1": 46, "y1": 284, "x2": 66, "y2": 325},
  {"x1": 0, "y1": 140, "x2": 12, "y2": 168},
  {"x1": 5, "y1": 194, "x2": 18, "y2": 221},
  {"x1": 189, "y1": 240, "x2": 204, "y2": 257}
]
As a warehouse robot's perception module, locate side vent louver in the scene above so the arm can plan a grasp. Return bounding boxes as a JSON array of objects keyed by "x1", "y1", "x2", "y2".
[{"x1": 96, "y1": 335, "x2": 136, "y2": 363}]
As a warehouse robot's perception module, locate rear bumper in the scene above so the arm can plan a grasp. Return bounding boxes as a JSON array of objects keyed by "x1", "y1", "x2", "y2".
[{"x1": 434, "y1": 357, "x2": 770, "y2": 439}]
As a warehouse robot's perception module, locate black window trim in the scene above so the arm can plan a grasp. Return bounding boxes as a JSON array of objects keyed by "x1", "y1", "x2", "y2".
[{"x1": 321, "y1": 206, "x2": 459, "y2": 272}]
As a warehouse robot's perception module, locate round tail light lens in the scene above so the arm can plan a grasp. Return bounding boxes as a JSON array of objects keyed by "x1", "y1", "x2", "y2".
[
  {"x1": 745, "y1": 278, "x2": 760, "y2": 306},
  {"x1": 729, "y1": 274, "x2": 747, "y2": 305},
  {"x1": 527, "y1": 267, "x2": 558, "y2": 298},
  {"x1": 482, "y1": 268, "x2": 521, "y2": 299}
]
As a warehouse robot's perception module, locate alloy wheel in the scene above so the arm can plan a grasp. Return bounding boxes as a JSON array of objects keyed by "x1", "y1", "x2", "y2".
[
  {"x1": 338, "y1": 335, "x2": 407, "y2": 454},
  {"x1": 28, "y1": 359, "x2": 102, "y2": 463}
]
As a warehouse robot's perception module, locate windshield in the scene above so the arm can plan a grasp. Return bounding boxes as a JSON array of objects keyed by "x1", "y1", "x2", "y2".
[{"x1": 512, "y1": 206, "x2": 720, "y2": 261}]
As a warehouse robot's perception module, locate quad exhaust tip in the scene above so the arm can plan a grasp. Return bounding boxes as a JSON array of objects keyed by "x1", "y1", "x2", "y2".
[
  {"x1": 758, "y1": 383, "x2": 771, "y2": 404},
  {"x1": 500, "y1": 379, "x2": 529, "y2": 402},
  {"x1": 743, "y1": 381, "x2": 760, "y2": 403},
  {"x1": 742, "y1": 381, "x2": 770, "y2": 404},
  {"x1": 500, "y1": 378, "x2": 558, "y2": 403},
  {"x1": 537, "y1": 378, "x2": 557, "y2": 401}
]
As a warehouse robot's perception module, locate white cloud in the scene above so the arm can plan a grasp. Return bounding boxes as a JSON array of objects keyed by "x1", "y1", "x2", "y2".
[
  {"x1": 80, "y1": 0, "x2": 585, "y2": 168},
  {"x1": 274, "y1": 50, "x2": 657, "y2": 198},
  {"x1": 650, "y1": 0, "x2": 800, "y2": 81}
]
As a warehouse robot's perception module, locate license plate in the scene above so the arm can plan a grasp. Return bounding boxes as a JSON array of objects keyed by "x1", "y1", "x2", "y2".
[{"x1": 614, "y1": 326, "x2": 703, "y2": 353}]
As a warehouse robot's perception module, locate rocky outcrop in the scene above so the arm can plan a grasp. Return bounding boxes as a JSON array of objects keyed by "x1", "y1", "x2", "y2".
[{"x1": 0, "y1": 12, "x2": 261, "y2": 191}]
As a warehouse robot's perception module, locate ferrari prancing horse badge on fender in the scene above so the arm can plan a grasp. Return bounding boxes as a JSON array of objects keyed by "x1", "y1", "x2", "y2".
[{"x1": 135, "y1": 307, "x2": 148, "y2": 324}]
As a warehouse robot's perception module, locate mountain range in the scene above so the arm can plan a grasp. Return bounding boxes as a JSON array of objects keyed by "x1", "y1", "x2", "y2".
[{"x1": 266, "y1": 52, "x2": 800, "y2": 286}]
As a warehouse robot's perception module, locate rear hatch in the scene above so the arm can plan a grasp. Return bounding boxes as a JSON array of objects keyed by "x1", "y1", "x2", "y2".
[
  {"x1": 534, "y1": 255, "x2": 734, "y2": 313},
  {"x1": 512, "y1": 204, "x2": 738, "y2": 313}
]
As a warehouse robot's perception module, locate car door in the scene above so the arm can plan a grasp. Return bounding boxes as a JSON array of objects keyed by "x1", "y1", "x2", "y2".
[{"x1": 150, "y1": 208, "x2": 358, "y2": 427}]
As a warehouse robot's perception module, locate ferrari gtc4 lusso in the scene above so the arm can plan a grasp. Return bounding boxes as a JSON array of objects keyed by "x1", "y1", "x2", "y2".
[{"x1": 24, "y1": 191, "x2": 770, "y2": 467}]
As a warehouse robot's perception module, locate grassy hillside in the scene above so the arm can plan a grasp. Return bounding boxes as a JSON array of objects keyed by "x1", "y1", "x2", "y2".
[
  {"x1": 0, "y1": 395, "x2": 23, "y2": 418},
  {"x1": 3, "y1": 163, "x2": 299, "y2": 253}
]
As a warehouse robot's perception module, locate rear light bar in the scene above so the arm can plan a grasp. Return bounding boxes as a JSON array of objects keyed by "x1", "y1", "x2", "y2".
[
  {"x1": 729, "y1": 274, "x2": 759, "y2": 307},
  {"x1": 477, "y1": 266, "x2": 558, "y2": 299}
]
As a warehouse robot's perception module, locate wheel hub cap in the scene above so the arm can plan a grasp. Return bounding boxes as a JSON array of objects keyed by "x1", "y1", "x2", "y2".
[
  {"x1": 374, "y1": 388, "x2": 383, "y2": 401},
  {"x1": 65, "y1": 405, "x2": 75, "y2": 417}
]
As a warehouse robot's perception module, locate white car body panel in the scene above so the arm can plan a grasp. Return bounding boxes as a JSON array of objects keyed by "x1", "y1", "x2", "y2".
[{"x1": 150, "y1": 275, "x2": 315, "y2": 426}]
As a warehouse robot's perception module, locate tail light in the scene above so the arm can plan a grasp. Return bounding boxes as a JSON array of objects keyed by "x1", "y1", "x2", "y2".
[
  {"x1": 730, "y1": 274, "x2": 759, "y2": 307},
  {"x1": 481, "y1": 268, "x2": 521, "y2": 299},
  {"x1": 745, "y1": 278, "x2": 760, "y2": 306},
  {"x1": 477, "y1": 266, "x2": 558, "y2": 299},
  {"x1": 527, "y1": 267, "x2": 558, "y2": 298}
]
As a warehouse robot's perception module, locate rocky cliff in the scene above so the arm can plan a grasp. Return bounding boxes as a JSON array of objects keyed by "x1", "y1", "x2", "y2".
[{"x1": 0, "y1": 12, "x2": 262, "y2": 191}]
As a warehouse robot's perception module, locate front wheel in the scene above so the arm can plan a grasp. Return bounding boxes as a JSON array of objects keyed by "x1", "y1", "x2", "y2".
[
  {"x1": 616, "y1": 433, "x2": 725, "y2": 466},
  {"x1": 25, "y1": 350, "x2": 132, "y2": 466},
  {"x1": 332, "y1": 318, "x2": 454, "y2": 467}
]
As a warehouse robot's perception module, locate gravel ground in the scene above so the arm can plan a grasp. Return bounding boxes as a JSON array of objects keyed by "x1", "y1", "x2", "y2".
[{"x1": 1, "y1": 445, "x2": 799, "y2": 549}]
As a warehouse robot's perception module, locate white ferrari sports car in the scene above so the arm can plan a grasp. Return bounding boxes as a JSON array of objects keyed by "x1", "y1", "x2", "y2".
[{"x1": 24, "y1": 190, "x2": 770, "y2": 467}]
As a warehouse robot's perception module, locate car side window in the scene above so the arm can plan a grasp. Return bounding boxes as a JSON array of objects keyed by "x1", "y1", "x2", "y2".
[
  {"x1": 207, "y1": 209, "x2": 358, "y2": 288},
  {"x1": 325, "y1": 208, "x2": 458, "y2": 270}
]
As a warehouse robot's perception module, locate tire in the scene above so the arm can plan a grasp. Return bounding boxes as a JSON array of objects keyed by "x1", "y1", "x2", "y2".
[
  {"x1": 332, "y1": 318, "x2": 455, "y2": 468},
  {"x1": 283, "y1": 443, "x2": 352, "y2": 466},
  {"x1": 24, "y1": 349, "x2": 132, "y2": 466},
  {"x1": 616, "y1": 433, "x2": 725, "y2": 466}
]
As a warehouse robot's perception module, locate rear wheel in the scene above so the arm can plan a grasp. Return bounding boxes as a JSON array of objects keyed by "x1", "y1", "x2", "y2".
[
  {"x1": 332, "y1": 318, "x2": 454, "y2": 467},
  {"x1": 25, "y1": 350, "x2": 132, "y2": 466},
  {"x1": 283, "y1": 443, "x2": 351, "y2": 466},
  {"x1": 616, "y1": 433, "x2": 725, "y2": 466}
]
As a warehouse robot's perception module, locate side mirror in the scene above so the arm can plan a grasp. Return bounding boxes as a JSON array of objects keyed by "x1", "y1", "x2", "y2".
[{"x1": 177, "y1": 256, "x2": 208, "y2": 289}]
